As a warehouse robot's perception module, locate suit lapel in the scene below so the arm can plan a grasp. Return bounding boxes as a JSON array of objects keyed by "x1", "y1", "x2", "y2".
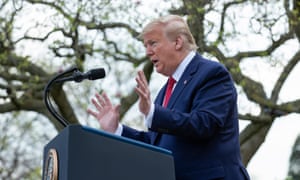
[
  {"x1": 155, "y1": 82, "x2": 167, "y2": 105},
  {"x1": 166, "y1": 55, "x2": 199, "y2": 108},
  {"x1": 151, "y1": 54, "x2": 201, "y2": 144}
]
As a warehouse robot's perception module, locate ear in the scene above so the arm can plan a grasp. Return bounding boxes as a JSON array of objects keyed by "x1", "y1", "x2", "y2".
[{"x1": 174, "y1": 36, "x2": 184, "y2": 50}]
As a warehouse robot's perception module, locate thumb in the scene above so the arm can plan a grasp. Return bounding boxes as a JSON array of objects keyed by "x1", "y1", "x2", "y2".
[
  {"x1": 113, "y1": 104, "x2": 121, "y2": 124},
  {"x1": 114, "y1": 104, "x2": 121, "y2": 115}
]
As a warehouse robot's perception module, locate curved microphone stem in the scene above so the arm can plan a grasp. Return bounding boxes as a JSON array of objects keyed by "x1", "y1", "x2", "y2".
[{"x1": 43, "y1": 67, "x2": 78, "y2": 127}]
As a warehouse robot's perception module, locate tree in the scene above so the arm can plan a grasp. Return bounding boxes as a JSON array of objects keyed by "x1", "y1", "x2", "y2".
[
  {"x1": 288, "y1": 135, "x2": 300, "y2": 180},
  {"x1": 0, "y1": 0, "x2": 300, "y2": 179}
]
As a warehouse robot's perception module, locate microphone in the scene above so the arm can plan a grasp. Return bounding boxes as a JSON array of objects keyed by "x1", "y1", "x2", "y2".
[{"x1": 56, "y1": 68, "x2": 105, "y2": 83}]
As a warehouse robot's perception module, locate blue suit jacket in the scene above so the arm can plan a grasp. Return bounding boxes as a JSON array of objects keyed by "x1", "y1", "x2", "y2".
[{"x1": 122, "y1": 53, "x2": 250, "y2": 180}]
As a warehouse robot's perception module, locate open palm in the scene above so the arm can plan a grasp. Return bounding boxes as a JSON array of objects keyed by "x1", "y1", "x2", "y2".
[{"x1": 87, "y1": 92, "x2": 120, "y2": 133}]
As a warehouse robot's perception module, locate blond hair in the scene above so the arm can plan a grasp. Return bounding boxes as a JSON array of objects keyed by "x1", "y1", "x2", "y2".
[{"x1": 140, "y1": 15, "x2": 198, "y2": 51}]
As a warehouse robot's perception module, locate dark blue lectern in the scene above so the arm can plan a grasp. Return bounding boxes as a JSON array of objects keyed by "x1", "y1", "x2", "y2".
[{"x1": 42, "y1": 125, "x2": 175, "y2": 180}]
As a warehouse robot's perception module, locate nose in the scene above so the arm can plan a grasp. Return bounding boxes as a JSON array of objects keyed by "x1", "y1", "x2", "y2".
[{"x1": 145, "y1": 46, "x2": 154, "y2": 57}]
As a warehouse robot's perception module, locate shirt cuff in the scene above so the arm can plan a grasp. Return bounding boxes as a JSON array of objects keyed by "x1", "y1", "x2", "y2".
[
  {"x1": 114, "y1": 123, "x2": 123, "y2": 136},
  {"x1": 145, "y1": 103, "x2": 155, "y2": 128}
]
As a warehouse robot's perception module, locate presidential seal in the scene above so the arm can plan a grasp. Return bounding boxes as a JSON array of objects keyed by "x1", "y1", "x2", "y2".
[{"x1": 43, "y1": 148, "x2": 58, "y2": 180}]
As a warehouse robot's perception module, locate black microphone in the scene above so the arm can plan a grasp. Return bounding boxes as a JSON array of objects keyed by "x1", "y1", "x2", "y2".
[{"x1": 56, "y1": 68, "x2": 105, "y2": 83}]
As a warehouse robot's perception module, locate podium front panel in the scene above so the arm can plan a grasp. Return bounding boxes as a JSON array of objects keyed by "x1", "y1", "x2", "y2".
[{"x1": 43, "y1": 125, "x2": 175, "y2": 180}]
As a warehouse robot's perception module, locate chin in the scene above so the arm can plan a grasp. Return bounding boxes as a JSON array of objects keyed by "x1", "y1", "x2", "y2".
[
  {"x1": 155, "y1": 67, "x2": 167, "y2": 76},
  {"x1": 154, "y1": 67, "x2": 161, "y2": 72},
  {"x1": 155, "y1": 69, "x2": 163, "y2": 74}
]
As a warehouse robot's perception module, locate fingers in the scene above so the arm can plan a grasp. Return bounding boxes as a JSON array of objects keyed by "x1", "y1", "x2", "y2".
[
  {"x1": 87, "y1": 96, "x2": 103, "y2": 119},
  {"x1": 136, "y1": 70, "x2": 148, "y2": 89},
  {"x1": 87, "y1": 108, "x2": 97, "y2": 117},
  {"x1": 101, "y1": 92, "x2": 112, "y2": 107},
  {"x1": 92, "y1": 96, "x2": 103, "y2": 111},
  {"x1": 87, "y1": 92, "x2": 121, "y2": 133},
  {"x1": 95, "y1": 92, "x2": 107, "y2": 107},
  {"x1": 135, "y1": 71, "x2": 151, "y2": 115},
  {"x1": 135, "y1": 71, "x2": 149, "y2": 98},
  {"x1": 92, "y1": 92, "x2": 111, "y2": 109},
  {"x1": 87, "y1": 92, "x2": 110, "y2": 117},
  {"x1": 138, "y1": 70, "x2": 147, "y2": 82}
]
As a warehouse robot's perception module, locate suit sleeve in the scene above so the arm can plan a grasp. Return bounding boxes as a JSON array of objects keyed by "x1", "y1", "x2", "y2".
[
  {"x1": 150, "y1": 63, "x2": 237, "y2": 140},
  {"x1": 121, "y1": 125, "x2": 153, "y2": 144}
]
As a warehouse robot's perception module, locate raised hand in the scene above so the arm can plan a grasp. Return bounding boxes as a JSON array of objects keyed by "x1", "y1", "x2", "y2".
[
  {"x1": 87, "y1": 92, "x2": 120, "y2": 133},
  {"x1": 135, "y1": 70, "x2": 151, "y2": 116}
]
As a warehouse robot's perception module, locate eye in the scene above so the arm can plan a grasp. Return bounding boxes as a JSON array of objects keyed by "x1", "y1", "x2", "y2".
[
  {"x1": 144, "y1": 40, "x2": 158, "y2": 48},
  {"x1": 149, "y1": 40, "x2": 157, "y2": 47}
]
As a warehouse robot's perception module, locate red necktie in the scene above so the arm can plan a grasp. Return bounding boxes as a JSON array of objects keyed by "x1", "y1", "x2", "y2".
[{"x1": 163, "y1": 77, "x2": 176, "y2": 107}]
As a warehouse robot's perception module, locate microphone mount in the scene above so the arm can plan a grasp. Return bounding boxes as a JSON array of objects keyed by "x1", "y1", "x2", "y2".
[
  {"x1": 55, "y1": 68, "x2": 105, "y2": 83},
  {"x1": 43, "y1": 66, "x2": 105, "y2": 128}
]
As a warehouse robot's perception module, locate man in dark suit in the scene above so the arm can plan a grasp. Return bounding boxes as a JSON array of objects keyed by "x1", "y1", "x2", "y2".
[{"x1": 88, "y1": 15, "x2": 250, "y2": 180}]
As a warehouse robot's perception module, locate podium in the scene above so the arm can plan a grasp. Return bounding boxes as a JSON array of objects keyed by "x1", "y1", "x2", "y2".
[{"x1": 42, "y1": 125, "x2": 175, "y2": 180}]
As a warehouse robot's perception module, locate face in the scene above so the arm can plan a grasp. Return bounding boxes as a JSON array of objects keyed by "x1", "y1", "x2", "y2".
[{"x1": 143, "y1": 25, "x2": 181, "y2": 76}]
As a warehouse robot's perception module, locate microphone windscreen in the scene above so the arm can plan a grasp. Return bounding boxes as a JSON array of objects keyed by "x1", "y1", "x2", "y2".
[{"x1": 89, "y1": 68, "x2": 106, "y2": 80}]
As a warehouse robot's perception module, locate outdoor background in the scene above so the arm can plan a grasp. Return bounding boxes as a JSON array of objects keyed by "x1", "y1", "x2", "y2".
[{"x1": 0, "y1": 0, "x2": 300, "y2": 179}]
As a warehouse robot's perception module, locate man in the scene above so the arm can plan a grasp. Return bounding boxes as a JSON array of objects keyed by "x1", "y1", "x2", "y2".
[{"x1": 88, "y1": 15, "x2": 250, "y2": 180}]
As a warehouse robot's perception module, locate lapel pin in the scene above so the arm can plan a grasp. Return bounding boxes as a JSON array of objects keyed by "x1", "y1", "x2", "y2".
[{"x1": 184, "y1": 80, "x2": 187, "y2": 84}]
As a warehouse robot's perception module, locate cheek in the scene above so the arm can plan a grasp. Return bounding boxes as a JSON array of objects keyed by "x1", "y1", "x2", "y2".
[{"x1": 155, "y1": 43, "x2": 174, "y2": 63}]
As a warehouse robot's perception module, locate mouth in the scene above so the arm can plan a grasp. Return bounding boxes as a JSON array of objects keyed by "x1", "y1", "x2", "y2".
[{"x1": 152, "y1": 59, "x2": 158, "y2": 66}]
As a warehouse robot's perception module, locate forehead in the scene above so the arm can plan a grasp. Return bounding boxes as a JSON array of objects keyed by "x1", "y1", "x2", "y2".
[{"x1": 142, "y1": 26, "x2": 165, "y2": 41}]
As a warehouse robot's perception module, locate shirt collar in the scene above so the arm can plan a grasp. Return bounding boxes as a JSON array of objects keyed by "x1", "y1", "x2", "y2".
[{"x1": 172, "y1": 51, "x2": 196, "y2": 82}]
